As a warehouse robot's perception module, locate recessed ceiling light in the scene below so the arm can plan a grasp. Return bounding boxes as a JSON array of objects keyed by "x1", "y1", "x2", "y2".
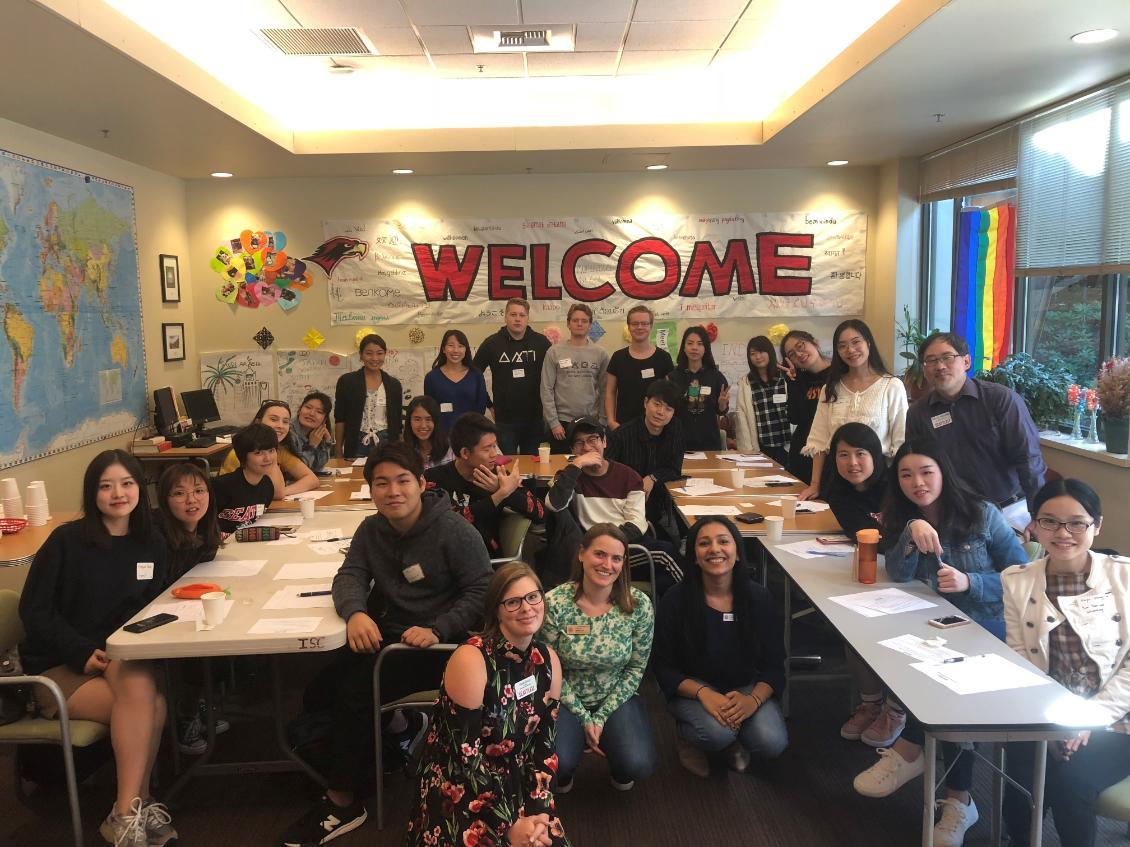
[
  {"x1": 827, "y1": 160, "x2": 849, "y2": 167},
  {"x1": 1071, "y1": 28, "x2": 1118, "y2": 44},
  {"x1": 210, "y1": 172, "x2": 233, "y2": 178},
  {"x1": 646, "y1": 164, "x2": 668, "y2": 171},
  {"x1": 392, "y1": 169, "x2": 414, "y2": 175}
]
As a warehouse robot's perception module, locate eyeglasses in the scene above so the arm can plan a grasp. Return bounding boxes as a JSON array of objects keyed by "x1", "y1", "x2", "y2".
[
  {"x1": 783, "y1": 344, "x2": 807, "y2": 361},
  {"x1": 168, "y1": 486, "x2": 208, "y2": 501},
  {"x1": 572, "y1": 434, "x2": 604, "y2": 450},
  {"x1": 1035, "y1": 517, "x2": 1095, "y2": 534},
  {"x1": 499, "y1": 590, "x2": 544, "y2": 612},
  {"x1": 922, "y1": 352, "x2": 963, "y2": 368},
  {"x1": 835, "y1": 337, "x2": 866, "y2": 352}
]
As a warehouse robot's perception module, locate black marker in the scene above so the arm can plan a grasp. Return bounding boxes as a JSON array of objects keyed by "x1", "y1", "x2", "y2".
[
  {"x1": 316, "y1": 537, "x2": 349, "y2": 543},
  {"x1": 297, "y1": 590, "x2": 332, "y2": 598},
  {"x1": 942, "y1": 657, "x2": 965, "y2": 664}
]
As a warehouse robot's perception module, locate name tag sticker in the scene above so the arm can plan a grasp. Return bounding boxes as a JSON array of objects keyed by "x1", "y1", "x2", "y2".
[
  {"x1": 514, "y1": 674, "x2": 538, "y2": 700},
  {"x1": 402, "y1": 563, "x2": 425, "y2": 583},
  {"x1": 772, "y1": 393, "x2": 787, "y2": 404},
  {"x1": 559, "y1": 358, "x2": 573, "y2": 369},
  {"x1": 1077, "y1": 593, "x2": 1112, "y2": 616},
  {"x1": 640, "y1": 367, "x2": 655, "y2": 378},
  {"x1": 512, "y1": 368, "x2": 525, "y2": 378},
  {"x1": 566, "y1": 624, "x2": 591, "y2": 636},
  {"x1": 700, "y1": 386, "x2": 712, "y2": 396},
  {"x1": 722, "y1": 612, "x2": 735, "y2": 622},
  {"x1": 136, "y1": 562, "x2": 154, "y2": 581},
  {"x1": 440, "y1": 402, "x2": 454, "y2": 413},
  {"x1": 931, "y1": 412, "x2": 953, "y2": 429}
]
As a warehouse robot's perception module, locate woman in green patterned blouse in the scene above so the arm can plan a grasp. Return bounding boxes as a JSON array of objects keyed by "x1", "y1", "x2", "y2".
[{"x1": 539, "y1": 523, "x2": 658, "y2": 793}]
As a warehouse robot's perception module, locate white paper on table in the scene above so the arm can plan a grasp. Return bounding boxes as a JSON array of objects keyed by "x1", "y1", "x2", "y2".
[
  {"x1": 352, "y1": 457, "x2": 367, "y2": 466},
  {"x1": 683, "y1": 451, "x2": 708, "y2": 460},
  {"x1": 263, "y1": 583, "x2": 335, "y2": 610},
  {"x1": 308, "y1": 541, "x2": 349, "y2": 556},
  {"x1": 719, "y1": 453, "x2": 762, "y2": 462},
  {"x1": 911, "y1": 653, "x2": 1053, "y2": 695},
  {"x1": 737, "y1": 462, "x2": 774, "y2": 468},
  {"x1": 283, "y1": 490, "x2": 334, "y2": 502},
  {"x1": 879, "y1": 634, "x2": 965, "y2": 662},
  {"x1": 743, "y1": 475, "x2": 797, "y2": 486},
  {"x1": 147, "y1": 599, "x2": 232, "y2": 623},
  {"x1": 248, "y1": 514, "x2": 304, "y2": 528},
  {"x1": 274, "y1": 561, "x2": 342, "y2": 580},
  {"x1": 674, "y1": 482, "x2": 733, "y2": 496},
  {"x1": 765, "y1": 499, "x2": 830, "y2": 513},
  {"x1": 350, "y1": 484, "x2": 371, "y2": 501},
  {"x1": 827, "y1": 588, "x2": 938, "y2": 618},
  {"x1": 187, "y1": 559, "x2": 267, "y2": 578},
  {"x1": 775, "y1": 539, "x2": 853, "y2": 559},
  {"x1": 306, "y1": 528, "x2": 345, "y2": 542},
  {"x1": 248, "y1": 617, "x2": 323, "y2": 635},
  {"x1": 680, "y1": 504, "x2": 743, "y2": 516}
]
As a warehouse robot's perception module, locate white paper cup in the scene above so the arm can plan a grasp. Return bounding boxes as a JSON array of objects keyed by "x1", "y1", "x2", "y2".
[
  {"x1": 300, "y1": 498, "x2": 316, "y2": 519},
  {"x1": 25, "y1": 484, "x2": 45, "y2": 506},
  {"x1": 729, "y1": 469, "x2": 745, "y2": 487},
  {"x1": 201, "y1": 592, "x2": 228, "y2": 627},
  {"x1": 780, "y1": 498, "x2": 797, "y2": 520},
  {"x1": 765, "y1": 515, "x2": 784, "y2": 542},
  {"x1": 1, "y1": 478, "x2": 20, "y2": 501},
  {"x1": 538, "y1": 446, "x2": 551, "y2": 463},
  {"x1": 3, "y1": 497, "x2": 23, "y2": 518}
]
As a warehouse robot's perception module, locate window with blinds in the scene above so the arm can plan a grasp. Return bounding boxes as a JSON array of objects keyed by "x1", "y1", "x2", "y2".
[
  {"x1": 919, "y1": 125, "x2": 1017, "y2": 202},
  {"x1": 1016, "y1": 77, "x2": 1130, "y2": 274}
]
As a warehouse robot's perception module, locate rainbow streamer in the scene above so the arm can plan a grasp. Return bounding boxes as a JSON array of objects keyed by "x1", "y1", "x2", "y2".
[{"x1": 954, "y1": 203, "x2": 1015, "y2": 372}]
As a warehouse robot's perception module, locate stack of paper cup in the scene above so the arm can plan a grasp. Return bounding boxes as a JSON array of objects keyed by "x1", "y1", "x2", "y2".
[
  {"x1": 25, "y1": 481, "x2": 49, "y2": 526},
  {"x1": 1, "y1": 478, "x2": 23, "y2": 520}
]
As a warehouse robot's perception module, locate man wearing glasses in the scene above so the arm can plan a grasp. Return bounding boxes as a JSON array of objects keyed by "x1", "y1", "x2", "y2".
[{"x1": 907, "y1": 332, "x2": 1046, "y2": 528}]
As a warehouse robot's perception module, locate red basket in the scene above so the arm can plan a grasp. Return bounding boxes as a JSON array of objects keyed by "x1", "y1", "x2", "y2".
[{"x1": 0, "y1": 518, "x2": 29, "y2": 534}]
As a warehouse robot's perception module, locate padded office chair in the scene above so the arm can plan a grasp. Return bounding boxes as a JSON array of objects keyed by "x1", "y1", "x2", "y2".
[
  {"x1": 1096, "y1": 776, "x2": 1130, "y2": 837},
  {"x1": 372, "y1": 642, "x2": 457, "y2": 829},
  {"x1": 0, "y1": 589, "x2": 109, "y2": 847},
  {"x1": 490, "y1": 513, "x2": 533, "y2": 568}
]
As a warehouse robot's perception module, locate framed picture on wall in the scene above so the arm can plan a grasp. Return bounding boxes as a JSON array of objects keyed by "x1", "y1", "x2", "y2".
[
  {"x1": 160, "y1": 254, "x2": 181, "y2": 303},
  {"x1": 162, "y1": 322, "x2": 186, "y2": 362}
]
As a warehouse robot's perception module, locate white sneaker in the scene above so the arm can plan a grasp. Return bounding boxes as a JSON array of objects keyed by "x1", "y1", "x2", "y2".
[
  {"x1": 934, "y1": 797, "x2": 979, "y2": 847},
  {"x1": 853, "y1": 748, "x2": 925, "y2": 798},
  {"x1": 99, "y1": 799, "x2": 148, "y2": 847}
]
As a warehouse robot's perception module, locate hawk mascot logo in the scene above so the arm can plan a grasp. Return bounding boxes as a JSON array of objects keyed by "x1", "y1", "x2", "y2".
[{"x1": 304, "y1": 236, "x2": 368, "y2": 277}]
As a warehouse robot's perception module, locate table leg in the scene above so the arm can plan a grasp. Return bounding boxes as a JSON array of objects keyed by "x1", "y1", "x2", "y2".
[
  {"x1": 1029, "y1": 740, "x2": 1047, "y2": 847},
  {"x1": 922, "y1": 734, "x2": 937, "y2": 847},
  {"x1": 990, "y1": 743, "x2": 1004, "y2": 847},
  {"x1": 783, "y1": 572, "x2": 793, "y2": 718},
  {"x1": 163, "y1": 661, "x2": 181, "y2": 777}
]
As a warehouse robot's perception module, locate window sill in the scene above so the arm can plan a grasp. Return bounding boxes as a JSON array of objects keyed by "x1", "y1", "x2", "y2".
[{"x1": 1039, "y1": 432, "x2": 1130, "y2": 468}]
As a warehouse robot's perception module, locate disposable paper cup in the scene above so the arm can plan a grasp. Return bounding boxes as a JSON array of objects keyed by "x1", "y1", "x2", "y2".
[
  {"x1": 1, "y1": 478, "x2": 19, "y2": 500},
  {"x1": 765, "y1": 516, "x2": 784, "y2": 542},
  {"x1": 25, "y1": 484, "x2": 46, "y2": 506},
  {"x1": 780, "y1": 498, "x2": 797, "y2": 520},
  {"x1": 3, "y1": 497, "x2": 23, "y2": 518},
  {"x1": 201, "y1": 592, "x2": 228, "y2": 627},
  {"x1": 538, "y1": 446, "x2": 551, "y2": 463},
  {"x1": 300, "y1": 498, "x2": 316, "y2": 519},
  {"x1": 729, "y1": 469, "x2": 745, "y2": 487}
]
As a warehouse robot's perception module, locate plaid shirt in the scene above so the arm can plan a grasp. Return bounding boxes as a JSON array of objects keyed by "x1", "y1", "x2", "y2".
[
  {"x1": 1047, "y1": 570, "x2": 1130, "y2": 734},
  {"x1": 749, "y1": 376, "x2": 790, "y2": 448}
]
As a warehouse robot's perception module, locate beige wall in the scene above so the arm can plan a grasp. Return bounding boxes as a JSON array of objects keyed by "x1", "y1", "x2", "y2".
[{"x1": 1040, "y1": 446, "x2": 1130, "y2": 556}]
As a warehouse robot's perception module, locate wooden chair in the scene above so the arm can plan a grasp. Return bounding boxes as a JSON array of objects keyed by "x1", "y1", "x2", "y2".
[{"x1": 0, "y1": 589, "x2": 109, "y2": 847}]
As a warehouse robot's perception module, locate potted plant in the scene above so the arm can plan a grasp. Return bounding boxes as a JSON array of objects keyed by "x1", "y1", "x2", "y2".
[
  {"x1": 895, "y1": 306, "x2": 937, "y2": 401},
  {"x1": 977, "y1": 353, "x2": 1072, "y2": 429},
  {"x1": 1096, "y1": 357, "x2": 1130, "y2": 454}
]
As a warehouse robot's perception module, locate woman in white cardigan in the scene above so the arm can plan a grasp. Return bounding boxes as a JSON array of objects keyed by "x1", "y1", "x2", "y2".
[
  {"x1": 732, "y1": 335, "x2": 790, "y2": 465},
  {"x1": 1001, "y1": 478, "x2": 1130, "y2": 847},
  {"x1": 798, "y1": 319, "x2": 906, "y2": 500}
]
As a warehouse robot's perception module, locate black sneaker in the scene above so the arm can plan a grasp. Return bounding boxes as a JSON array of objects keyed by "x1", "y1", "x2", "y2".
[
  {"x1": 398, "y1": 711, "x2": 429, "y2": 759},
  {"x1": 279, "y1": 795, "x2": 367, "y2": 846},
  {"x1": 177, "y1": 716, "x2": 206, "y2": 756},
  {"x1": 196, "y1": 698, "x2": 231, "y2": 734}
]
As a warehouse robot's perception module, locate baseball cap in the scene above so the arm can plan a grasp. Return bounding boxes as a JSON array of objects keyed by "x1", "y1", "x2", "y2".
[{"x1": 567, "y1": 416, "x2": 605, "y2": 442}]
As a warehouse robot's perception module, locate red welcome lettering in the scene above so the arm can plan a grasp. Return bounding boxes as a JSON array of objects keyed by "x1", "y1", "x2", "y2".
[
  {"x1": 412, "y1": 243, "x2": 484, "y2": 301},
  {"x1": 757, "y1": 233, "x2": 814, "y2": 295},
  {"x1": 487, "y1": 244, "x2": 527, "y2": 300},
  {"x1": 561, "y1": 239, "x2": 615, "y2": 302},
  {"x1": 617, "y1": 237, "x2": 680, "y2": 299},
  {"x1": 529, "y1": 243, "x2": 560, "y2": 300},
  {"x1": 680, "y1": 239, "x2": 755, "y2": 297}
]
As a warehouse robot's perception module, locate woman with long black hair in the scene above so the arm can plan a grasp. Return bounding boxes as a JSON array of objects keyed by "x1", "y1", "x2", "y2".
[
  {"x1": 667, "y1": 326, "x2": 729, "y2": 451},
  {"x1": 732, "y1": 335, "x2": 789, "y2": 464}
]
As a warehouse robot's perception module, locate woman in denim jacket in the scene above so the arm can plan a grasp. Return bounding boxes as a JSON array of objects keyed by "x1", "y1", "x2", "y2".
[{"x1": 853, "y1": 439, "x2": 1028, "y2": 847}]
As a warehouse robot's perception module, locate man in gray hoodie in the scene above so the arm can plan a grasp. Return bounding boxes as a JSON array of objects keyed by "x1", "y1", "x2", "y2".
[{"x1": 281, "y1": 441, "x2": 492, "y2": 847}]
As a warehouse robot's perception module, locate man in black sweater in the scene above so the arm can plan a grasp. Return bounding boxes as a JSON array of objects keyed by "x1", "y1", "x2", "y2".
[{"x1": 472, "y1": 297, "x2": 551, "y2": 455}]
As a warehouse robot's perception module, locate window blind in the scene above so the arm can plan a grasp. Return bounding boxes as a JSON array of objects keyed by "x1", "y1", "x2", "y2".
[
  {"x1": 1016, "y1": 77, "x2": 1130, "y2": 274},
  {"x1": 919, "y1": 124, "x2": 1017, "y2": 202}
]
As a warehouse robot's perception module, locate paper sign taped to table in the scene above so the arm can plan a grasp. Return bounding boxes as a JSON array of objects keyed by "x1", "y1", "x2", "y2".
[
  {"x1": 274, "y1": 561, "x2": 342, "y2": 580},
  {"x1": 306, "y1": 529, "x2": 345, "y2": 541},
  {"x1": 248, "y1": 514, "x2": 304, "y2": 528},
  {"x1": 187, "y1": 559, "x2": 267, "y2": 578},
  {"x1": 263, "y1": 583, "x2": 335, "y2": 609},
  {"x1": 249, "y1": 617, "x2": 323, "y2": 635},
  {"x1": 308, "y1": 541, "x2": 349, "y2": 556},
  {"x1": 683, "y1": 452, "x2": 708, "y2": 460},
  {"x1": 681, "y1": 505, "x2": 743, "y2": 516},
  {"x1": 879, "y1": 634, "x2": 964, "y2": 662},
  {"x1": 674, "y1": 482, "x2": 733, "y2": 496},
  {"x1": 148, "y1": 599, "x2": 233, "y2": 623},
  {"x1": 911, "y1": 653, "x2": 1053, "y2": 695},
  {"x1": 352, "y1": 457, "x2": 367, "y2": 466},
  {"x1": 350, "y1": 484, "x2": 371, "y2": 500},
  {"x1": 743, "y1": 475, "x2": 796, "y2": 486},
  {"x1": 827, "y1": 588, "x2": 937, "y2": 617},
  {"x1": 283, "y1": 490, "x2": 334, "y2": 502}
]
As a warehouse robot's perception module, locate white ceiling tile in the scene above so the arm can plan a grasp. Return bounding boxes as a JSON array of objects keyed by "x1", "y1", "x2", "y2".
[
  {"x1": 431, "y1": 53, "x2": 526, "y2": 78},
  {"x1": 419, "y1": 26, "x2": 474, "y2": 55},
  {"x1": 617, "y1": 50, "x2": 714, "y2": 75},
  {"x1": 526, "y1": 51, "x2": 619, "y2": 76},
  {"x1": 633, "y1": 0, "x2": 749, "y2": 21},
  {"x1": 403, "y1": 0, "x2": 520, "y2": 26},
  {"x1": 361, "y1": 28, "x2": 425, "y2": 56},
  {"x1": 625, "y1": 19, "x2": 734, "y2": 51},
  {"x1": 281, "y1": 0, "x2": 410, "y2": 28},
  {"x1": 722, "y1": 19, "x2": 768, "y2": 51},
  {"x1": 349, "y1": 55, "x2": 434, "y2": 74},
  {"x1": 576, "y1": 22, "x2": 628, "y2": 52},
  {"x1": 521, "y1": 0, "x2": 633, "y2": 24}
]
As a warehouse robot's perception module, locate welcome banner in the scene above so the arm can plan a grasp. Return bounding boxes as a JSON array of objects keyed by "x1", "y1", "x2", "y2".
[{"x1": 323, "y1": 211, "x2": 867, "y2": 326}]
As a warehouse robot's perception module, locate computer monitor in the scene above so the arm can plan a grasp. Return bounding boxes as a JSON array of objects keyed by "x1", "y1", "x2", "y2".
[
  {"x1": 153, "y1": 387, "x2": 179, "y2": 435},
  {"x1": 181, "y1": 389, "x2": 221, "y2": 433}
]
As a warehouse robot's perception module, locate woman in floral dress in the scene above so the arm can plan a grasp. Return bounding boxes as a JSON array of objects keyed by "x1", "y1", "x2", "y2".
[{"x1": 407, "y1": 562, "x2": 569, "y2": 847}]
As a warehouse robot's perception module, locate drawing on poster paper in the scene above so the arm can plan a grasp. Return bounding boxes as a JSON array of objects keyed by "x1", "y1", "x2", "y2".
[
  {"x1": 384, "y1": 348, "x2": 436, "y2": 405},
  {"x1": 200, "y1": 350, "x2": 274, "y2": 426},
  {"x1": 276, "y1": 349, "x2": 357, "y2": 412}
]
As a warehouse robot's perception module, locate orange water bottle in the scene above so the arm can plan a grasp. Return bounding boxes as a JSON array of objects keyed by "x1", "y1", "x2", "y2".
[{"x1": 856, "y1": 528, "x2": 879, "y2": 584}]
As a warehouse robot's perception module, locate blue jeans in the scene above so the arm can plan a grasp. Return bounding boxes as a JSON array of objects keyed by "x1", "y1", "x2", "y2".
[
  {"x1": 555, "y1": 695, "x2": 658, "y2": 784},
  {"x1": 668, "y1": 689, "x2": 788, "y2": 758},
  {"x1": 495, "y1": 420, "x2": 545, "y2": 456}
]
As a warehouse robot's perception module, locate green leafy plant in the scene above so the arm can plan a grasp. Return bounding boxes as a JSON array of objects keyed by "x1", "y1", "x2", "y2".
[
  {"x1": 976, "y1": 353, "x2": 1072, "y2": 428},
  {"x1": 1096, "y1": 357, "x2": 1130, "y2": 417},
  {"x1": 895, "y1": 306, "x2": 937, "y2": 389}
]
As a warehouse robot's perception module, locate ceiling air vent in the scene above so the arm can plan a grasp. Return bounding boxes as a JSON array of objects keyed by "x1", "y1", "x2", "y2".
[
  {"x1": 499, "y1": 30, "x2": 549, "y2": 48},
  {"x1": 471, "y1": 25, "x2": 575, "y2": 53},
  {"x1": 257, "y1": 27, "x2": 377, "y2": 57}
]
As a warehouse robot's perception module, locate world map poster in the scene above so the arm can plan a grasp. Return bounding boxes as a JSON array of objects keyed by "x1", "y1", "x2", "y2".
[{"x1": 0, "y1": 149, "x2": 146, "y2": 468}]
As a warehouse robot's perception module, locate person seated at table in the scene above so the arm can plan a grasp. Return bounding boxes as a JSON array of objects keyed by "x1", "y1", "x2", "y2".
[
  {"x1": 853, "y1": 439, "x2": 1027, "y2": 847},
  {"x1": 213, "y1": 424, "x2": 279, "y2": 534},
  {"x1": 19, "y1": 450, "x2": 175, "y2": 847},
  {"x1": 651, "y1": 516, "x2": 788, "y2": 778},
  {"x1": 335, "y1": 333, "x2": 404, "y2": 460},
  {"x1": 288, "y1": 391, "x2": 334, "y2": 473},
  {"x1": 424, "y1": 412, "x2": 545, "y2": 558},
  {"x1": 545, "y1": 416, "x2": 683, "y2": 594},
  {"x1": 402, "y1": 395, "x2": 454, "y2": 471},
  {"x1": 1001, "y1": 479, "x2": 1130, "y2": 847},
  {"x1": 406, "y1": 562, "x2": 569, "y2": 847},
  {"x1": 666, "y1": 326, "x2": 729, "y2": 451},
  {"x1": 425, "y1": 329, "x2": 489, "y2": 433},
  {"x1": 219, "y1": 400, "x2": 319, "y2": 497},
  {"x1": 732, "y1": 335, "x2": 790, "y2": 465},
  {"x1": 280, "y1": 442, "x2": 492, "y2": 847},
  {"x1": 539, "y1": 523, "x2": 657, "y2": 793},
  {"x1": 606, "y1": 379, "x2": 685, "y2": 541}
]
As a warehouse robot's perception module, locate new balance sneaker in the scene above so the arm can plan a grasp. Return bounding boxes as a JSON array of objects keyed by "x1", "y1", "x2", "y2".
[
  {"x1": 100, "y1": 799, "x2": 148, "y2": 847},
  {"x1": 176, "y1": 716, "x2": 206, "y2": 756},
  {"x1": 840, "y1": 699, "x2": 883, "y2": 741},
  {"x1": 140, "y1": 800, "x2": 177, "y2": 847},
  {"x1": 279, "y1": 795, "x2": 368, "y2": 847},
  {"x1": 934, "y1": 797, "x2": 979, "y2": 847},
  {"x1": 400, "y1": 710, "x2": 430, "y2": 758},
  {"x1": 853, "y1": 748, "x2": 925, "y2": 798},
  {"x1": 860, "y1": 703, "x2": 907, "y2": 748}
]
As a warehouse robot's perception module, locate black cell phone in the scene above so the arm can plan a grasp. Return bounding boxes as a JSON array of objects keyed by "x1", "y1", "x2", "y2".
[
  {"x1": 123, "y1": 613, "x2": 178, "y2": 634},
  {"x1": 736, "y1": 512, "x2": 765, "y2": 524},
  {"x1": 766, "y1": 481, "x2": 794, "y2": 487}
]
